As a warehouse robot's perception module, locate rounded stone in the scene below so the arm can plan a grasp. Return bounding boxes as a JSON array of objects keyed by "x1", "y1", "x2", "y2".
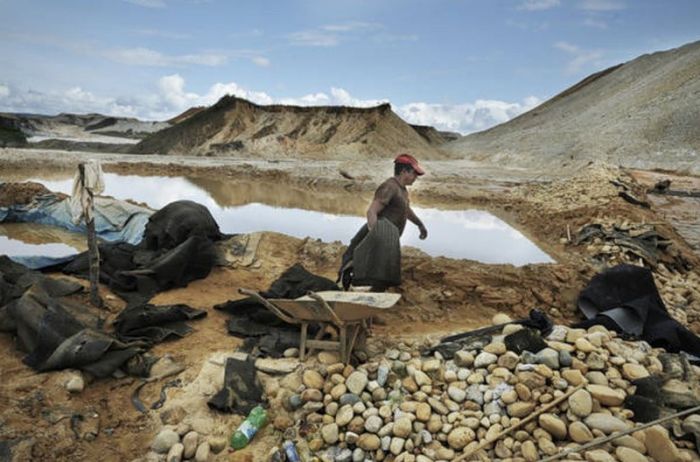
[
  {"x1": 302, "y1": 369, "x2": 325, "y2": 389},
  {"x1": 416, "y1": 402, "x2": 431, "y2": 422},
  {"x1": 447, "y1": 427, "x2": 475, "y2": 450},
  {"x1": 152, "y1": 429, "x2": 180, "y2": 454},
  {"x1": 336, "y1": 404, "x2": 354, "y2": 426},
  {"x1": 568, "y1": 389, "x2": 593, "y2": 417},
  {"x1": 345, "y1": 371, "x2": 369, "y2": 395},
  {"x1": 321, "y1": 423, "x2": 339, "y2": 444},
  {"x1": 584, "y1": 413, "x2": 631, "y2": 434},
  {"x1": 538, "y1": 414, "x2": 567, "y2": 440},
  {"x1": 615, "y1": 446, "x2": 648, "y2": 462},
  {"x1": 393, "y1": 417, "x2": 412, "y2": 438},
  {"x1": 357, "y1": 433, "x2": 381, "y2": 451},
  {"x1": 586, "y1": 384, "x2": 626, "y2": 406},
  {"x1": 569, "y1": 421, "x2": 594, "y2": 443},
  {"x1": 364, "y1": 415, "x2": 383, "y2": 433}
]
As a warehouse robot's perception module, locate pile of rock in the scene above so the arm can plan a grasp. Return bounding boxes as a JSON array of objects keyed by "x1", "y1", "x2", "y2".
[
  {"x1": 568, "y1": 219, "x2": 699, "y2": 327},
  {"x1": 142, "y1": 423, "x2": 227, "y2": 462},
  {"x1": 279, "y1": 318, "x2": 700, "y2": 462}
]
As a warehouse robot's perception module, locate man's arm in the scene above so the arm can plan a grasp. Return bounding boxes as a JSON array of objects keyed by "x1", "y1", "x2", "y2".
[
  {"x1": 366, "y1": 199, "x2": 385, "y2": 230},
  {"x1": 408, "y1": 207, "x2": 428, "y2": 239}
]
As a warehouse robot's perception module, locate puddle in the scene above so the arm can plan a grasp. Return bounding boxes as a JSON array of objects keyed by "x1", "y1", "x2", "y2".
[
  {"x1": 0, "y1": 222, "x2": 86, "y2": 260},
  {"x1": 1, "y1": 172, "x2": 553, "y2": 266}
]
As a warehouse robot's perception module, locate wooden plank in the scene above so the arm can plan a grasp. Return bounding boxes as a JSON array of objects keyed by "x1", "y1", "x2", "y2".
[{"x1": 306, "y1": 340, "x2": 341, "y2": 350}]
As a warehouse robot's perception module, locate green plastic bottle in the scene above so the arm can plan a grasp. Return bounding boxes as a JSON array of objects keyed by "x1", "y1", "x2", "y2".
[{"x1": 230, "y1": 406, "x2": 268, "y2": 449}]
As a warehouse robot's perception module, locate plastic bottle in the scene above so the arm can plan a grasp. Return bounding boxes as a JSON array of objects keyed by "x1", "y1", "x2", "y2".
[
  {"x1": 283, "y1": 440, "x2": 301, "y2": 462},
  {"x1": 230, "y1": 405, "x2": 268, "y2": 449}
]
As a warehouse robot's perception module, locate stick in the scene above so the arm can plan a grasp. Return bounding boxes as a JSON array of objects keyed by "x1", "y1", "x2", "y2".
[
  {"x1": 566, "y1": 224, "x2": 571, "y2": 243},
  {"x1": 454, "y1": 383, "x2": 585, "y2": 461},
  {"x1": 80, "y1": 163, "x2": 103, "y2": 308},
  {"x1": 537, "y1": 404, "x2": 700, "y2": 462}
]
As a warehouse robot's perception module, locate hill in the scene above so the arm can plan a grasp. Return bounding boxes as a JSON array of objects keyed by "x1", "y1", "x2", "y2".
[
  {"x1": 0, "y1": 112, "x2": 169, "y2": 142},
  {"x1": 132, "y1": 96, "x2": 452, "y2": 160},
  {"x1": 445, "y1": 40, "x2": 700, "y2": 174}
]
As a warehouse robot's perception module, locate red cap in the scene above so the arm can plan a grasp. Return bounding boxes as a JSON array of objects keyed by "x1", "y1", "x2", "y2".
[{"x1": 394, "y1": 153, "x2": 425, "y2": 175}]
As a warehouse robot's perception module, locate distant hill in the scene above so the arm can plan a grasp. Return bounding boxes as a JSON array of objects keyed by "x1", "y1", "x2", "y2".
[
  {"x1": 445, "y1": 41, "x2": 700, "y2": 174},
  {"x1": 0, "y1": 112, "x2": 170, "y2": 142},
  {"x1": 132, "y1": 96, "x2": 453, "y2": 160}
]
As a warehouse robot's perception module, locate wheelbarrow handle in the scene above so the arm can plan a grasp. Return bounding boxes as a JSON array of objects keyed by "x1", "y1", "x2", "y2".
[
  {"x1": 307, "y1": 291, "x2": 345, "y2": 327},
  {"x1": 238, "y1": 288, "x2": 300, "y2": 325}
]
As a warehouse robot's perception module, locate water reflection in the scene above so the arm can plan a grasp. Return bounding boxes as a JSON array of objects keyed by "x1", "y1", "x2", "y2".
[
  {"x1": 0, "y1": 223, "x2": 86, "y2": 262},
  {"x1": 1, "y1": 172, "x2": 553, "y2": 265}
]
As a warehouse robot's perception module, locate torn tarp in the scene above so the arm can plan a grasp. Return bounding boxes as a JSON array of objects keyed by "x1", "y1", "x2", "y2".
[
  {"x1": 0, "y1": 190, "x2": 152, "y2": 245},
  {"x1": 0, "y1": 256, "x2": 205, "y2": 377},
  {"x1": 574, "y1": 264, "x2": 700, "y2": 359},
  {"x1": 61, "y1": 200, "x2": 224, "y2": 305},
  {"x1": 114, "y1": 303, "x2": 207, "y2": 344},
  {"x1": 0, "y1": 264, "x2": 142, "y2": 377}
]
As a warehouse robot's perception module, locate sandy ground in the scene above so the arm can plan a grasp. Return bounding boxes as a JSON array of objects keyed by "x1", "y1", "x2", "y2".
[{"x1": 1, "y1": 147, "x2": 699, "y2": 461}]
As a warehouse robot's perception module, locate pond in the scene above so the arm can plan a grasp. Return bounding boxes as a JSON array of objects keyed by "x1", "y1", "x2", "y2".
[{"x1": 0, "y1": 172, "x2": 554, "y2": 266}]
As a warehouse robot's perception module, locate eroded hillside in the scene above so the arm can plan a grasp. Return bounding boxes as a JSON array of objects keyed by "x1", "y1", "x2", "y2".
[
  {"x1": 132, "y1": 96, "x2": 453, "y2": 160},
  {"x1": 446, "y1": 41, "x2": 700, "y2": 173}
]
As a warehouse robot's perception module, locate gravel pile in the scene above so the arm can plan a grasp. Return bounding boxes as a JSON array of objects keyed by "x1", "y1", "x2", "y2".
[{"x1": 279, "y1": 316, "x2": 700, "y2": 462}]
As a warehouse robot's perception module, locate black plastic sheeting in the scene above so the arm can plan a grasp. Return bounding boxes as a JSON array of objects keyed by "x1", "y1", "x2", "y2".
[
  {"x1": 208, "y1": 356, "x2": 264, "y2": 414},
  {"x1": 215, "y1": 264, "x2": 338, "y2": 357},
  {"x1": 422, "y1": 309, "x2": 553, "y2": 359},
  {"x1": 114, "y1": 303, "x2": 207, "y2": 344},
  {"x1": 0, "y1": 257, "x2": 143, "y2": 377},
  {"x1": 574, "y1": 264, "x2": 700, "y2": 359},
  {"x1": 60, "y1": 200, "x2": 224, "y2": 305}
]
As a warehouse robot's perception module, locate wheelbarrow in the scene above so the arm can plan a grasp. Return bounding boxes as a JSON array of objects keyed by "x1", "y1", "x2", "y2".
[{"x1": 238, "y1": 289, "x2": 401, "y2": 364}]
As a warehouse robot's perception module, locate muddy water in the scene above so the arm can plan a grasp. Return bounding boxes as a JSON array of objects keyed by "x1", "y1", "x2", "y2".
[
  {"x1": 1, "y1": 172, "x2": 554, "y2": 265},
  {"x1": 0, "y1": 223, "x2": 86, "y2": 259}
]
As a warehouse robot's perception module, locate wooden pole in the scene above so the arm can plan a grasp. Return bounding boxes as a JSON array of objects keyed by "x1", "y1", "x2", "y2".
[{"x1": 80, "y1": 163, "x2": 103, "y2": 308}]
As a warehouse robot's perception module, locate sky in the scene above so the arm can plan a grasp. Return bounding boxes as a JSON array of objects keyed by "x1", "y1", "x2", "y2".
[{"x1": 0, "y1": 0, "x2": 698, "y2": 134}]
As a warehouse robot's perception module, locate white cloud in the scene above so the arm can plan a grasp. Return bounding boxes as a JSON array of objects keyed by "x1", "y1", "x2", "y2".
[
  {"x1": 554, "y1": 41, "x2": 604, "y2": 74},
  {"x1": 578, "y1": 0, "x2": 625, "y2": 11},
  {"x1": 135, "y1": 29, "x2": 191, "y2": 40},
  {"x1": 288, "y1": 21, "x2": 386, "y2": 47},
  {"x1": 0, "y1": 77, "x2": 538, "y2": 133},
  {"x1": 251, "y1": 56, "x2": 271, "y2": 67},
  {"x1": 123, "y1": 0, "x2": 166, "y2": 8},
  {"x1": 396, "y1": 97, "x2": 541, "y2": 134},
  {"x1": 321, "y1": 22, "x2": 380, "y2": 33},
  {"x1": 518, "y1": 0, "x2": 560, "y2": 11},
  {"x1": 582, "y1": 18, "x2": 608, "y2": 29},
  {"x1": 104, "y1": 47, "x2": 228, "y2": 67},
  {"x1": 288, "y1": 30, "x2": 338, "y2": 47}
]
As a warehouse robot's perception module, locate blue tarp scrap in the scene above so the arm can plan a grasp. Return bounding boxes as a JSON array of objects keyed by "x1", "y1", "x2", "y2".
[{"x1": 1, "y1": 192, "x2": 153, "y2": 268}]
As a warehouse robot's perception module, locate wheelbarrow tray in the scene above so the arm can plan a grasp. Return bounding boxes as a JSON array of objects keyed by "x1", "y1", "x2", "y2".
[{"x1": 269, "y1": 291, "x2": 401, "y2": 322}]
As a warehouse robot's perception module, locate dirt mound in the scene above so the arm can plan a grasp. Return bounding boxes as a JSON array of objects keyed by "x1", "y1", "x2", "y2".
[
  {"x1": 132, "y1": 96, "x2": 452, "y2": 160},
  {"x1": 446, "y1": 40, "x2": 700, "y2": 174}
]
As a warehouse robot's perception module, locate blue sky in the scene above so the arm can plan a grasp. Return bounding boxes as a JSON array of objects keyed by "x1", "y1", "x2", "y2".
[{"x1": 0, "y1": 0, "x2": 698, "y2": 133}]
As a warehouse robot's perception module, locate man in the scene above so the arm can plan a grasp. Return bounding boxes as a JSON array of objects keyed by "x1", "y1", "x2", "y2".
[{"x1": 338, "y1": 153, "x2": 428, "y2": 290}]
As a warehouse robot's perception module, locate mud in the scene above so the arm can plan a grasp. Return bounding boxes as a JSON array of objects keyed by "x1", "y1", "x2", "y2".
[{"x1": 0, "y1": 147, "x2": 699, "y2": 461}]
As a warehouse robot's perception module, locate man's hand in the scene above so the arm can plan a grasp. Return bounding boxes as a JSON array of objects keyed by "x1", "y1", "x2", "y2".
[{"x1": 418, "y1": 223, "x2": 428, "y2": 240}]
